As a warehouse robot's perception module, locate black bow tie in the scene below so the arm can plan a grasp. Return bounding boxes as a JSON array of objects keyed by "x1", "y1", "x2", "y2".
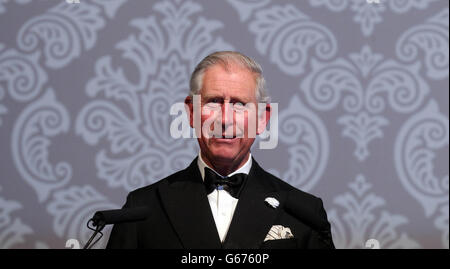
[{"x1": 204, "y1": 167, "x2": 247, "y2": 198}]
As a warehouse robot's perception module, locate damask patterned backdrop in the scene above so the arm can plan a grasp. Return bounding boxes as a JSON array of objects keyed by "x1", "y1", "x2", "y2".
[{"x1": 0, "y1": 0, "x2": 448, "y2": 249}]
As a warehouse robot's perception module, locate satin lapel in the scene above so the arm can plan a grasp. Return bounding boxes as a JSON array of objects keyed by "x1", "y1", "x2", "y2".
[
  {"x1": 222, "y1": 159, "x2": 286, "y2": 249},
  {"x1": 157, "y1": 158, "x2": 222, "y2": 249}
]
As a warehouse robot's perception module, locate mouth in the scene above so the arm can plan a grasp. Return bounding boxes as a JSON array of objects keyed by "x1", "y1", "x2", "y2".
[
  {"x1": 213, "y1": 134, "x2": 239, "y2": 142},
  {"x1": 220, "y1": 135, "x2": 237, "y2": 139},
  {"x1": 214, "y1": 138, "x2": 237, "y2": 145}
]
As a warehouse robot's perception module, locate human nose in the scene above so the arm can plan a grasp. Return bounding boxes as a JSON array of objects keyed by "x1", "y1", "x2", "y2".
[{"x1": 221, "y1": 101, "x2": 234, "y2": 128}]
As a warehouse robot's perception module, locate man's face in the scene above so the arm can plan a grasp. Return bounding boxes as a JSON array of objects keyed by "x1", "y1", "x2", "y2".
[{"x1": 187, "y1": 63, "x2": 268, "y2": 166}]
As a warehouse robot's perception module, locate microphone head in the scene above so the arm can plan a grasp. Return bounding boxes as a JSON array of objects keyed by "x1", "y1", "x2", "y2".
[{"x1": 92, "y1": 206, "x2": 150, "y2": 226}]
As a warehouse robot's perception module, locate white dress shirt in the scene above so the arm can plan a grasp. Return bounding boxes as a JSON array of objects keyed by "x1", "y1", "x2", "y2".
[{"x1": 197, "y1": 152, "x2": 252, "y2": 242}]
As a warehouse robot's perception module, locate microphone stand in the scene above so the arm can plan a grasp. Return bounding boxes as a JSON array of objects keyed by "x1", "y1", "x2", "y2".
[
  {"x1": 82, "y1": 207, "x2": 150, "y2": 249},
  {"x1": 83, "y1": 219, "x2": 106, "y2": 249}
]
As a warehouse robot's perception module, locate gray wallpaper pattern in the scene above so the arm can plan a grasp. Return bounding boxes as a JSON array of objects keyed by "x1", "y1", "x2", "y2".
[{"x1": 0, "y1": 0, "x2": 448, "y2": 249}]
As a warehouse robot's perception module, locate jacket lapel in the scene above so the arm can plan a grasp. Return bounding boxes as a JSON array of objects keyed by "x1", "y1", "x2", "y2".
[
  {"x1": 157, "y1": 158, "x2": 222, "y2": 249},
  {"x1": 222, "y1": 159, "x2": 286, "y2": 249}
]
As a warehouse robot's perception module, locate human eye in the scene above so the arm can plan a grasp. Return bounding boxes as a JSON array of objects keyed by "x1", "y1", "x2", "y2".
[{"x1": 204, "y1": 97, "x2": 222, "y2": 108}]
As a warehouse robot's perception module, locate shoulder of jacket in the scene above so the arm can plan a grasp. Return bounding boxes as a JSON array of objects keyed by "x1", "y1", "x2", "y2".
[{"x1": 127, "y1": 168, "x2": 188, "y2": 199}]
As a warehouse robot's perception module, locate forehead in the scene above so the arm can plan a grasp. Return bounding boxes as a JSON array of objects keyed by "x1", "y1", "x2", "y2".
[{"x1": 200, "y1": 63, "x2": 257, "y2": 101}]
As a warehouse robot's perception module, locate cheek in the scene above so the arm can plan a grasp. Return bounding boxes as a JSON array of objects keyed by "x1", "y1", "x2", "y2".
[
  {"x1": 234, "y1": 112, "x2": 247, "y2": 127},
  {"x1": 201, "y1": 108, "x2": 216, "y2": 121},
  {"x1": 235, "y1": 112, "x2": 256, "y2": 135},
  {"x1": 200, "y1": 109, "x2": 220, "y2": 131}
]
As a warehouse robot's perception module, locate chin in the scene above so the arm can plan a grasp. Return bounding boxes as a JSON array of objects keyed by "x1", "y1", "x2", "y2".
[
  {"x1": 209, "y1": 148, "x2": 239, "y2": 162},
  {"x1": 211, "y1": 151, "x2": 237, "y2": 161}
]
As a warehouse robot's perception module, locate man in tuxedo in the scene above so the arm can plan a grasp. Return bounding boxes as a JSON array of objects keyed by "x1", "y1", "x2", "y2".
[{"x1": 106, "y1": 51, "x2": 334, "y2": 249}]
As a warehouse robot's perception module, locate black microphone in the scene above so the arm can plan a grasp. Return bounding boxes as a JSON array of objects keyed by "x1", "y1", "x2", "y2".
[
  {"x1": 283, "y1": 191, "x2": 334, "y2": 248},
  {"x1": 84, "y1": 206, "x2": 150, "y2": 249},
  {"x1": 92, "y1": 206, "x2": 151, "y2": 226}
]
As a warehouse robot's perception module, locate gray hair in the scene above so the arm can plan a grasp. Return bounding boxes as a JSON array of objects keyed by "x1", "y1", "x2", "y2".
[{"x1": 189, "y1": 51, "x2": 270, "y2": 103}]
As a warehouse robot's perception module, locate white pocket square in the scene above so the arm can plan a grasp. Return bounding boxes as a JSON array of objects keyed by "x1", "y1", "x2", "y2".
[{"x1": 264, "y1": 225, "x2": 294, "y2": 242}]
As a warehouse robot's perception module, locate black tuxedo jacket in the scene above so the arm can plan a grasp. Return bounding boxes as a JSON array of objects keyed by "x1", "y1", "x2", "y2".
[{"x1": 106, "y1": 157, "x2": 334, "y2": 249}]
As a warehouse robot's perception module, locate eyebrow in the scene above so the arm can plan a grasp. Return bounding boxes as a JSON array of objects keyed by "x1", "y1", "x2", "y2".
[{"x1": 202, "y1": 95, "x2": 250, "y2": 103}]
